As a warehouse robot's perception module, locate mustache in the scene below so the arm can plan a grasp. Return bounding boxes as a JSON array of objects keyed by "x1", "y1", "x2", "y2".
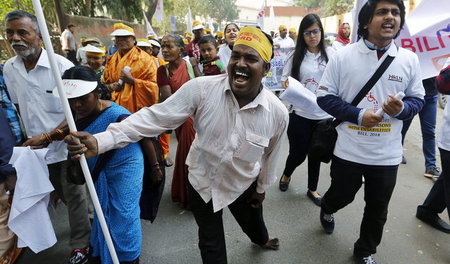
[{"x1": 11, "y1": 41, "x2": 28, "y2": 48}]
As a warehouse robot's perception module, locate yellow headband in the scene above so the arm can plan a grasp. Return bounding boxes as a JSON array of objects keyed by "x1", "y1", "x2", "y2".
[
  {"x1": 279, "y1": 25, "x2": 287, "y2": 31},
  {"x1": 234, "y1": 27, "x2": 272, "y2": 63}
]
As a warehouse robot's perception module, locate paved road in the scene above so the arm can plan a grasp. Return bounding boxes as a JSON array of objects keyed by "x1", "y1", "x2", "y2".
[{"x1": 17, "y1": 107, "x2": 449, "y2": 264}]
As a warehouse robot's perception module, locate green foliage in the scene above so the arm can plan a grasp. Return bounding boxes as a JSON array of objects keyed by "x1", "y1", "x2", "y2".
[
  {"x1": 153, "y1": 0, "x2": 239, "y2": 34},
  {"x1": 293, "y1": 0, "x2": 321, "y2": 9},
  {"x1": 323, "y1": 0, "x2": 354, "y2": 16},
  {"x1": 0, "y1": 0, "x2": 58, "y2": 31}
]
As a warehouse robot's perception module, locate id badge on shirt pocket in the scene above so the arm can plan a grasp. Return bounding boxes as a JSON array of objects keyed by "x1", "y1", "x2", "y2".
[{"x1": 235, "y1": 131, "x2": 270, "y2": 163}]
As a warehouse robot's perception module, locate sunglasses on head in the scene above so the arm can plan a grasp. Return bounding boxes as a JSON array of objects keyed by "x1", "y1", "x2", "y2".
[{"x1": 303, "y1": 29, "x2": 321, "y2": 36}]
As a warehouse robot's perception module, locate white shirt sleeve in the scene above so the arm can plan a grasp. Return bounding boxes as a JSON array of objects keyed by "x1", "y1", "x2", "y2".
[
  {"x1": 317, "y1": 53, "x2": 340, "y2": 98},
  {"x1": 95, "y1": 78, "x2": 203, "y2": 154},
  {"x1": 256, "y1": 109, "x2": 288, "y2": 193},
  {"x1": 281, "y1": 50, "x2": 294, "y2": 82},
  {"x1": 3, "y1": 61, "x2": 18, "y2": 104}
]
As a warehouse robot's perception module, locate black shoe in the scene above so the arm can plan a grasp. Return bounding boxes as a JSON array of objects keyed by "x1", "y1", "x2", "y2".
[
  {"x1": 424, "y1": 167, "x2": 441, "y2": 180},
  {"x1": 279, "y1": 175, "x2": 290, "y2": 192},
  {"x1": 416, "y1": 206, "x2": 450, "y2": 233},
  {"x1": 307, "y1": 191, "x2": 322, "y2": 206},
  {"x1": 320, "y1": 208, "x2": 334, "y2": 234},
  {"x1": 354, "y1": 255, "x2": 377, "y2": 264}
]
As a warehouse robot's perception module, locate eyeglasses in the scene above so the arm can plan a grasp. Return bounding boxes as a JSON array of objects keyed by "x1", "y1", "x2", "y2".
[{"x1": 303, "y1": 29, "x2": 321, "y2": 36}]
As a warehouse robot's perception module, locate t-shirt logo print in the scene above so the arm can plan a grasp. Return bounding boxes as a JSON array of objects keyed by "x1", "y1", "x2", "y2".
[
  {"x1": 365, "y1": 92, "x2": 379, "y2": 111},
  {"x1": 388, "y1": 74, "x2": 403, "y2": 83}
]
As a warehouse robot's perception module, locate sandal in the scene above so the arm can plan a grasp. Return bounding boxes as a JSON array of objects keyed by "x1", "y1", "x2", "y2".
[{"x1": 279, "y1": 175, "x2": 291, "y2": 192}]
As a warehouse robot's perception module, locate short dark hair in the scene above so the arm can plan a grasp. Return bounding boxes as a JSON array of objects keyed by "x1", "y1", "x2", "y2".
[
  {"x1": 199, "y1": 35, "x2": 218, "y2": 47},
  {"x1": 62, "y1": 66, "x2": 103, "y2": 95},
  {"x1": 67, "y1": 24, "x2": 75, "y2": 28},
  {"x1": 357, "y1": 0, "x2": 405, "y2": 39},
  {"x1": 5, "y1": 10, "x2": 40, "y2": 35}
]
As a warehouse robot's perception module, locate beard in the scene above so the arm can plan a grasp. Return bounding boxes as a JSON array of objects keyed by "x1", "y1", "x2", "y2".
[{"x1": 11, "y1": 41, "x2": 36, "y2": 58}]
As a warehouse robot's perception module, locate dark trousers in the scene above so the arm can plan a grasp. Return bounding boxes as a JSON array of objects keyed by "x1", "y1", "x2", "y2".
[
  {"x1": 419, "y1": 148, "x2": 450, "y2": 219},
  {"x1": 188, "y1": 182, "x2": 269, "y2": 264},
  {"x1": 283, "y1": 113, "x2": 321, "y2": 191},
  {"x1": 321, "y1": 156, "x2": 398, "y2": 257},
  {"x1": 401, "y1": 95, "x2": 438, "y2": 168},
  {"x1": 65, "y1": 49, "x2": 78, "y2": 65}
]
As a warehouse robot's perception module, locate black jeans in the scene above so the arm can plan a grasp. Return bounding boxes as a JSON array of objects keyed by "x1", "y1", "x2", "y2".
[
  {"x1": 283, "y1": 113, "x2": 322, "y2": 191},
  {"x1": 321, "y1": 156, "x2": 398, "y2": 257},
  {"x1": 419, "y1": 148, "x2": 450, "y2": 219},
  {"x1": 188, "y1": 182, "x2": 269, "y2": 264}
]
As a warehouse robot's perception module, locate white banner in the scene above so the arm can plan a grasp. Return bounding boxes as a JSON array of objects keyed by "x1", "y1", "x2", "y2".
[
  {"x1": 155, "y1": 0, "x2": 164, "y2": 24},
  {"x1": 262, "y1": 47, "x2": 294, "y2": 91},
  {"x1": 396, "y1": 0, "x2": 450, "y2": 79}
]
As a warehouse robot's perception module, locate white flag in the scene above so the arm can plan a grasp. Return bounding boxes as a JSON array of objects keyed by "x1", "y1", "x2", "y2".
[
  {"x1": 351, "y1": 0, "x2": 367, "y2": 43},
  {"x1": 256, "y1": 4, "x2": 265, "y2": 30},
  {"x1": 143, "y1": 11, "x2": 158, "y2": 39},
  {"x1": 269, "y1": 5, "x2": 275, "y2": 33},
  {"x1": 186, "y1": 6, "x2": 193, "y2": 33},
  {"x1": 155, "y1": 0, "x2": 164, "y2": 24}
]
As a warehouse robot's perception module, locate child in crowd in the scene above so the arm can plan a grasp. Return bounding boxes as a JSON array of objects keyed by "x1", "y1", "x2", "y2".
[{"x1": 190, "y1": 35, "x2": 226, "y2": 77}]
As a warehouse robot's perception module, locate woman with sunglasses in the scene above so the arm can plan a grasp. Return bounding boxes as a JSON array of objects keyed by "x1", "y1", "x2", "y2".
[{"x1": 278, "y1": 13, "x2": 334, "y2": 206}]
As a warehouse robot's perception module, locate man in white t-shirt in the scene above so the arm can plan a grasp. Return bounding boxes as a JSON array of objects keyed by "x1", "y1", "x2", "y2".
[
  {"x1": 274, "y1": 25, "x2": 295, "y2": 49},
  {"x1": 316, "y1": 1, "x2": 424, "y2": 263},
  {"x1": 60, "y1": 24, "x2": 77, "y2": 64},
  {"x1": 4, "y1": 10, "x2": 90, "y2": 264}
]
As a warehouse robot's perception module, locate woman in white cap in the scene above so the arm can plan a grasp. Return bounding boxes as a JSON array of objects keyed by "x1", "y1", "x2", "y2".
[
  {"x1": 53, "y1": 66, "x2": 163, "y2": 264},
  {"x1": 102, "y1": 23, "x2": 158, "y2": 114}
]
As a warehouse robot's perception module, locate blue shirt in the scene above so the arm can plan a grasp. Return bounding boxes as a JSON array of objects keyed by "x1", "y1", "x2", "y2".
[{"x1": 0, "y1": 64, "x2": 24, "y2": 145}]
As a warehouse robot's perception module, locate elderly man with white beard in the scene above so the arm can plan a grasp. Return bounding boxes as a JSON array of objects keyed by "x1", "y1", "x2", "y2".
[{"x1": 3, "y1": 10, "x2": 91, "y2": 264}]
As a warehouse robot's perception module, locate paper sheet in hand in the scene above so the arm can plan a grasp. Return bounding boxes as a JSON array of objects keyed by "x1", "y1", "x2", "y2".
[
  {"x1": 8, "y1": 147, "x2": 56, "y2": 253},
  {"x1": 279, "y1": 77, "x2": 327, "y2": 116}
]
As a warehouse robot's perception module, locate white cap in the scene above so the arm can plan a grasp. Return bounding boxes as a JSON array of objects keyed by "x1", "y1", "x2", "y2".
[
  {"x1": 149, "y1": 39, "x2": 161, "y2": 48},
  {"x1": 136, "y1": 40, "x2": 152, "y2": 47},
  {"x1": 53, "y1": 80, "x2": 98, "y2": 99},
  {"x1": 80, "y1": 45, "x2": 105, "y2": 53},
  {"x1": 110, "y1": 29, "x2": 135, "y2": 36},
  {"x1": 192, "y1": 24, "x2": 205, "y2": 31}
]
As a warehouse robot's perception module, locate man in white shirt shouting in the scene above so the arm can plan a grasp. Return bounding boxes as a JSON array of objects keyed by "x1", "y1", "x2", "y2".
[
  {"x1": 66, "y1": 26, "x2": 288, "y2": 264},
  {"x1": 316, "y1": 0, "x2": 424, "y2": 263}
]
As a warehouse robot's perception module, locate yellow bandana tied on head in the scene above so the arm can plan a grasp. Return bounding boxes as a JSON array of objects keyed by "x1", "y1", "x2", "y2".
[
  {"x1": 216, "y1": 31, "x2": 224, "y2": 38},
  {"x1": 234, "y1": 27, "x2": 272, "y2": 63},
  {"x1": 289, "y1": 28, "x2": 297, "y2": 33},
  {"x1": 279, "y1": 25, "x2": 287, "y2": 31}
]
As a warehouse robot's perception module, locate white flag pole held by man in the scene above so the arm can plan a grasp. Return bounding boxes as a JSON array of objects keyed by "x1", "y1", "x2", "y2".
[{"x1": 30, "y1": 0, "x2": 120, "y2": 263}]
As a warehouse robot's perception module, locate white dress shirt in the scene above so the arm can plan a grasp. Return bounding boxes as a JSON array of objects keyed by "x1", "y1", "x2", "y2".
[
  {"x1": 217, "y1": 44, "x2": 232, "y2": 68},
  {"x1": 4, "y1": 49, "x2": 73, "y2": 164},
  {"x1": 60, "y1": 29, "x2": 76, "y2": 51},
  {"x1": 274, "y1": 36, "x2": 295, "y2": 49},
  {"x1": 95, "y1": 74, "x2": 289, "y2": 212}
]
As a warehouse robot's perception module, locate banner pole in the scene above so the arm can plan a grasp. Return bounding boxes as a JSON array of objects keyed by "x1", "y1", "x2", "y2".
[{"x1": 30, "y1": 1, "x2": 120, "y2": 263}]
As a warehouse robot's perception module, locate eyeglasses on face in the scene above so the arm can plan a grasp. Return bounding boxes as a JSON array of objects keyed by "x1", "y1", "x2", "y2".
[{"x1": 303, "y1": 29, "x2": 321, "y2": 36}]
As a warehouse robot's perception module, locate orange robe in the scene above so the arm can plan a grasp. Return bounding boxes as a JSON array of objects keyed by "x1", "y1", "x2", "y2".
[{"x1": 103, "y1": 46, "x2": 158, "y2": 112}]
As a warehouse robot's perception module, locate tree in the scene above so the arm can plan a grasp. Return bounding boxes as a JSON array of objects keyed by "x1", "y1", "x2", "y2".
[
  {"x1": 206, "y1": 0, "x2": 239, "y2": 24},
  {"x1": 323, "y1": 0, "x2": 354, "y2": 16},
  {"x1": 293, "y1": 0, "x2": 321, "y2": 9}
]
